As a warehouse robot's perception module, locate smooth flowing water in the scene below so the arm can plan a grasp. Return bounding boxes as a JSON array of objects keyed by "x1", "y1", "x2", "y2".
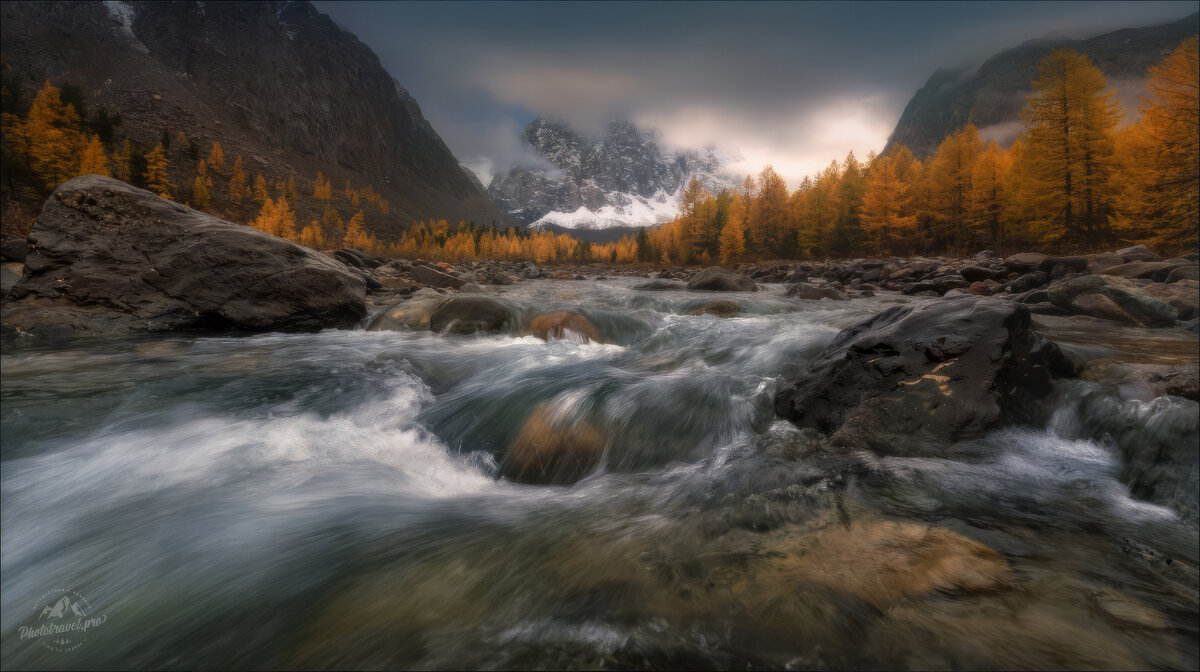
[{"x1": 2, "y1": 279, "x2": 1197, "y2": 670}]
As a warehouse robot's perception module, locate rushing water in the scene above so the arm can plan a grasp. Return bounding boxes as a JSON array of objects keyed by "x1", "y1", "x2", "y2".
[{"x1": 2, "y1": 279, "x2": 1197, "y2": 670}]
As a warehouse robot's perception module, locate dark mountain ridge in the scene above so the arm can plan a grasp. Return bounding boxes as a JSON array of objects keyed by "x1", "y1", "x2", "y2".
[
  {"x1": 0, "y1": 0, "x2": 503, "y2": 236},
  {"x1": 886, "y1": 12, "x2": 1199, "y2": 157}
]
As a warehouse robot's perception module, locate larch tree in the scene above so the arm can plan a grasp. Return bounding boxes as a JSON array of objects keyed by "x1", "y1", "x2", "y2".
[
  {"x1": 928, "y1": 125, "x2": 982, "y2": 253},
  {"x1": 830, "y1": 152, "x2": 866, "y2": 257},
  {"x1": 1019, "y1": 48, "x2": 1121, "y2": 249},
  {"x1": 750, "y1": 165, "x2": 790, "y2": 257},
  {"x1": 719, "y1": 193, "x2": 747, "y2": 263},
  {"x1": 229, "y1": 156, "x2": 247, "y2": 205},
  {"x1": 112, "y1": 139, "x2": 133, "y2": 182},
  {"x1": 971, "y1": 141, "x2": 1012, "y2": 251},
  {"x1": 1110, "y1": 37, "x2": 1198, "y2": 253},
  {"x1": 207, "y1": 141, "x2": 225, "y2": 172},
  {"x1": 19, "y1": 81, "x2": 84, "y2": 189},
  {"x1": 78, "y1": 134, "x2": 111, "y2": 177},
  {"x1": 313, "y1": 172, "x2": 332, "y2": 201},
  {"x1": 679, "y1": 175, "x2": 707, "y2": 261},
  {"x1": 253, "y1": 174, "x2": 269, "y2": 203},
  {"x1": 142, "y1": 143, "x2": 173, "y2": 199},
  {"x1": 343, "y1": 210, "x2": 371, "y2": 249},
  {"x1": 861, "y1": 153, "x2": 916, "y2": 255},
  {"x1": 192, "y1": 158, "x2": 211, "y2": 209},
  {"x1": 285, "y1": 176, "x2": 297, "y2": 201}
]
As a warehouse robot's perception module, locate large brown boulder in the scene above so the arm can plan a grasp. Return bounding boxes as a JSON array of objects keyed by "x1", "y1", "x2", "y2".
[
  {"x1": 527, "y1": 311, "x2": 608, "y2": 343},
  {"x1": 428, "y1": 296, "x2": 517, "y2": 335},
  {"x1": 502, "y1": 403, "x2": 605, "y2": 485},
  {"x1": 2, "y1": 176, "x2": 365, "y2": 335},
  {"x1": 775, "y1": 296, "x2": 1076, "y2": 455},
  {"x1": 686, "y1": 267, "x2": 757, "y2": 292}
]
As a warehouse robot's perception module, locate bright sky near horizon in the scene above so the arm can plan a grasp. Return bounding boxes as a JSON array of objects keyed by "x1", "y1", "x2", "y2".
[{"x1": 315, "y1": 1, "x2": 1197, "y2": 188}]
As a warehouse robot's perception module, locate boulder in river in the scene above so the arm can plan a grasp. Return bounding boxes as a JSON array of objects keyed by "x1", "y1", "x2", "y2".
[
  {"x1": 2, "y1": 176, "x2": 366, "y2": 335},
  {"x1": 411, "y1": 264, "x2": 465, "y2": 289},
  {"x1": 786, "y1": 283, "x2": 850, "y2": 301},
  {"x1": 1047, "y1": 275, "x2": 1178, "y2": 327},
  {"x1": 527, "y1": 311, "x2": 607, "y2": 343},
  {"x1": 428, "y1": 296, "x2": 516, "y2": 335},
  {"x1": 686, "y1": 267, "x2": 757, "y2": 292},
  {"x1": 0, "y1": 233, "x2": 27, "y2": 262},
  {"x1": 687, "y1": 299, "x2": 740, "y2": 317},
  {"x1": 634, "y1": 280, "x2": 685, "y2": 291},
  {"x1": 774, "y1": 296, "x2": 1074, "y2": 455},
  {"x1": 502, "y1": 402, "x2": 605, "y2": 485}
]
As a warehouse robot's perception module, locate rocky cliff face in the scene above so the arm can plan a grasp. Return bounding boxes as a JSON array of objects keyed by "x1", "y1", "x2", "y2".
[
  {"x1": 886, "y1": 12, "x2": 1199, "y2": 157},
  {"x1": 0, "y1": 0, "x2": 503, "y2": 233},
  {"x1": 488, "y1": 117, "x2": 734, "y2": 237}
]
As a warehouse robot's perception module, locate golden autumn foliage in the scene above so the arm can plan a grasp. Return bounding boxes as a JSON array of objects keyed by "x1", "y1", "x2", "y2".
[
  {"x1": 78, "y1": 134, "x2": 110, "y2": 177},
  {"x1": 861, "y1": 151, "x2": 916, "y2": 255},
  {"x1": 192, "y1": 158, "x2": 211, "y2": 209},
  {"x1": 313, "y1": 172, "x2": 332, "y2": 201},
  {"x1": 207, "y1": 141, "x2": 225, "y2": 172},
  {"x1": 9, "y1": 82, "x2": 84, "y2": 188},
  {"x1": 229, "y1": 156, "x2": 247, "y2": 205},
  {"x1": 251, "y1": 196, "x2": 297, "y2": 239},
  {"x1": 142, "y1": 144, "x2": 173, "y2": 199}
]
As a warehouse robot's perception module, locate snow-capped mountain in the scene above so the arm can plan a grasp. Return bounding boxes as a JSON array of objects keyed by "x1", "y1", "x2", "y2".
[{"x1": 488, "y1": 118, "x2": 736, "y2": 234}]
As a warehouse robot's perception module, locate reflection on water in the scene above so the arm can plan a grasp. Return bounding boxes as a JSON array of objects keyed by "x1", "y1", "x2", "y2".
[{"x1": 2, "y1": 279, "x2": 1197, "y2": 669}]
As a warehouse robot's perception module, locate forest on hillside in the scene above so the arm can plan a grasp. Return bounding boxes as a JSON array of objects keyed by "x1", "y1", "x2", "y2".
[{"x1": 3, "y1": 39, "x2": 1196, "y2": 264}]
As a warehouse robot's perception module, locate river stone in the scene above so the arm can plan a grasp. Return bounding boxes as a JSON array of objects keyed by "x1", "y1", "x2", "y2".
[
  {"x1": 787, "y1": 283, "x2": 850, "y2": 301},
  {"x1": 686, "y1": 267, "x2": 757, "y2": 292},
  {"x1": 1148, "y1": 363, "x2": 1199, "y2": 400},
  {"x1": 428, "y1": 296, "x2": 516, "y2": 335},
  {"x1": 1, "y1": 262, "x2": 21, "y2": 299},
  {"x1": 1087, "y1": 252, "x2": 1125, "y2": 274},
  {"x1": 502, "y1": 402, "x2": 605, "y2": 485},
  {"x1": 960, "y1": 266, "x2": 998, "y2": 282},
  {"x1": 687, "y1": 300, "x2": 740, "y2": 317},
  {"x1": 1116, "y1": 244, "x2": 1161, "y2": 262},
  {"x1": 411, "y1": 264, "x2": 465, "y2": 289},
  {"x1": 2, "y1": 176, "x2": 365, "y2": 335},
  {"x1": 774, "y1": 296, "x2": 1071, "y2": 455},
  {"x1": 1046, "y1": 275, "x2": 1178, "y2": 327},
  {"x1": 0, "y1": 233, "x2": 27, "y2": 262},
  {"x1": 1004, "y1": 253, "x2": 1047, "y2": 272},
  {"x1": 634, "y1": 280, "x2": 685, "y2": 291},
  {"x1": 1166, "y1": 265, "x2": 1199, "y2": 283},
  {"x1": 527, "y1": 311, "x2": 607, "y2": 343},
  {"x1": 1101, "y1": 261, "x2": 1173, "y2": 279},
  {"x1": 1141, "y1": 282, "x2": 1199, "y2": 321},
  {"x1": 366, "y1": 296, "x2": 445, "y2": 331}
]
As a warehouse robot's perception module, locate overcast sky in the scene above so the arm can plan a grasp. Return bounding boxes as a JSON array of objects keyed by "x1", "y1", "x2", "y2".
[{"x1": 314, "y1": 1, "x2": 1197, "y2": 187}]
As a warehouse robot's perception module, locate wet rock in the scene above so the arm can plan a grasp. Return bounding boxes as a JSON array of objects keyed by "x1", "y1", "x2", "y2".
[
  {"x1": 634, "y1": 280, "x2": 685, "y2": 291},
  {"x1": 787, "y1": 283, "x2": 850, "y2": 301},
  {"x1": 969, "y1": 279, "x2": 1004, "y2": 296},
  {"x1": 411, "y1": 264, "x2": 465, "y2": 289},
  {"x1": 428, "y1": 296, "x2": 516, "y2": 335},
  {"x1": 686, "y1": 267, "x2": 757, "y2": 292},
  {"x1": 1148, "y1": 362, "x2": 1199, "y2": 400},
  {"x1": 1047, "y1": 275, "x2": 1178, "y2": 327},
  {"x1": 1087, "y1": 252, "x2": 1125, "y2": 274},
  {"x1": 1116, "y1": 244, "x2": 1161, "y2": 262},
  {"x1": 550, "y1": 270, "x2": 575, "y2": 280},
  {"x1": 1, "y1": 262, "x2": 21, "y2": 299},
  {"x1": 1166, "y1": 265, "x2": 1199, "y2": 283},
  {"x1": 1141, "y1": 281, "x2": 1199, "y2": 321},
  {"x1": 2, "y1": 176, "x2": 365, "y2": 334},
  {"x1": 527, "y1": 311, "x2": 607, "y2": 343},
  {"x1": 366, "y1": 296, "x2": 445, "y2": 331},
  {"x1": 1102, "y1": 261, "x2": 1173, "y2": 279},
  {"x1": 775, "y1": 296, "x2": 1071, "y2": 454},
  {"x1": 502, "y1": 403, "x2": 605, "y2": 485},
  {"x1": 1007, "y1": 271, "x2": 1050, "y2": 293},
  {"x1": 0, "y1": 233, "x2": 27, "y2": 262},
  {"x1": 1004, "y1": 252, "x2": 1047, "y2": 273},
  {"x1": 788, "y1": 520, "x2": 1009, "y2": 608},
  {"x1": 960, "y1": 266, "x2": 999, "y2": 282},
  {"x1": 688, "y1": 300, "x2": 740, "y2": 317}
]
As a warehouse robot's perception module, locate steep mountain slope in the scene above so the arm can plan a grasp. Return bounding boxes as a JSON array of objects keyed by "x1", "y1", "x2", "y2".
[
  {"x1": 488, "y1": 118, "x2": 735, "y2": 238},
  {"x1": 0, "y1": 0, "x2": 503, "y2": 237},
  {"x1": 886, "y1": 12, "x2": 1199, "y2": 157}
]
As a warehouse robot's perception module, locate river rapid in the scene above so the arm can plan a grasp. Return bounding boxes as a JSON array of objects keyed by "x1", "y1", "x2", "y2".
[{"x1": 2, "y1": 278, "x2": 1197, "y2": 670}]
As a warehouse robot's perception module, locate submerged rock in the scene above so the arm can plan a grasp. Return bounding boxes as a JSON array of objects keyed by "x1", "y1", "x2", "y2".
[
  {"x1": 527, "y1": 311, "x2": 607, "y2": 343},
  {"x1": 502, "y1": 403, "x2": 605, "y2": 485},
  {"x1": 428, "y1": 296, "x2": 516, "y2": 335},
  {"x1": 775, "y1": 296, "x2": 1073, "y2": 454},
  {"x1": 786, "y1": 283, "x2": 850, "y2": 301},
  {"x1": 634, "y1": 280, "x2": 685, "y2": 291},
  {"x1": 686, "y1": 267, "x2": 757, "y2": 292},
  {"x1": 687, "y1": 300, "x2": 740, "y2": 317},
  {"x1": 3, "y1": 176, "x2": 365, "y2": 335}
]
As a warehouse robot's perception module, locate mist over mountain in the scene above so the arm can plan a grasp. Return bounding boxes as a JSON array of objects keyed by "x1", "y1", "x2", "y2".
[
  {"x1": 887, "y1": 12, "x2": 1199, "y2": 157},
  {"x1": 488, "y1": 117, "x2": 735, "y2": 238}
]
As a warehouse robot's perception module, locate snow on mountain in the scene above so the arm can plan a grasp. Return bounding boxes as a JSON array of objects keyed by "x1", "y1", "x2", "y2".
[{"x1": 488, "y1": 117, "x2": 736, "y2": 231}]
